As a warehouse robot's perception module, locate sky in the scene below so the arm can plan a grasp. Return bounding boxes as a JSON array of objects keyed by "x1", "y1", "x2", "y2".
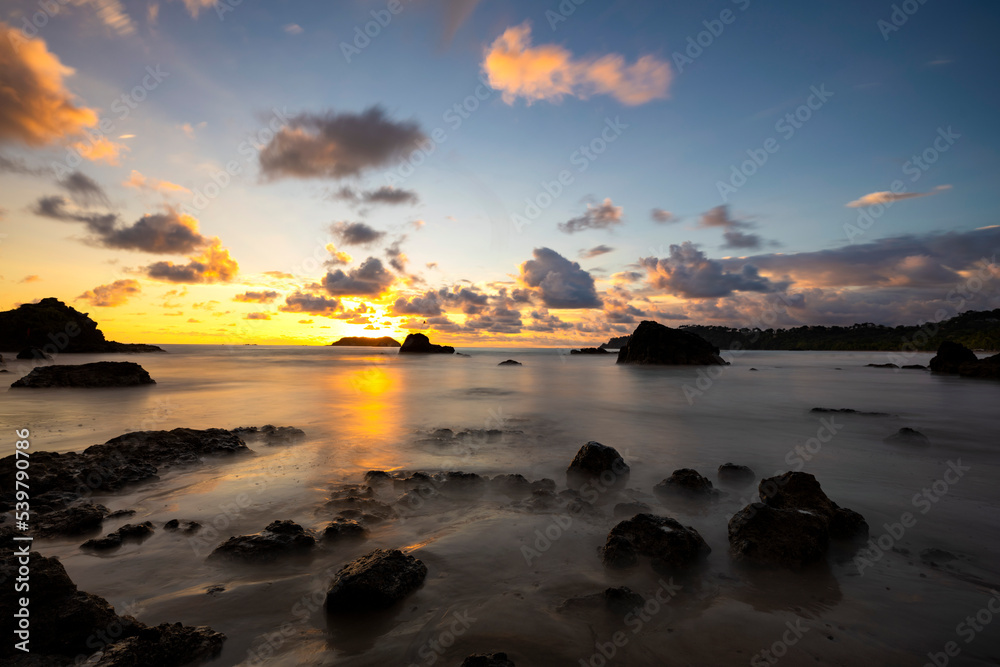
[{"x1": 1, "y1": 0, "x2": 999, "y2": 346}]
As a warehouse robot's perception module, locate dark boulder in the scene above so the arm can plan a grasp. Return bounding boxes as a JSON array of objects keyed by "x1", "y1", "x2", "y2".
[
  {"x1": 81, "y1": 521, "x2": 154, "y2": 550},
  {"x1": 883, "y1": 427, "x2": 930, "y2": 446},
  {"x1": 323, "y1": 520, "x2": 367, "y2": 541},
  {"x1": 35, "y1": 504, "x2": 109, "y2": 537},
  {"x1": 10, "y1": 361, "x2": 155, "y2": 388},
  {"x1": 570, "y1": 347, "x2": 610, "y2": 355},
  {"x1": 929, "y1": 341, "x2": 979, "y2": 373},
  {"x1": 325, "y1": 548, "x2": 427, "y2": 612},
  {"x1": 654, "y1": 468, "x2": 719, "y2": 500},
  {"x1": 616, "y1": 320, "x2": 728, "y2": 366},
  {"x1": 902, "y1": 364, "x2": 928, "y2": 370},
  {"x1": 498, "y1": 359, "x2": 522, "y2": 365},
  {"x1": 490, "y1": 473, "x2": 532, "y2": 499},
  {"x1": 559, "y1": 586, "x2": 645, "y2": 615},
  {"x1": 16, "y1": 347, "x2": 51, "y2": 360},
  {"x1": 810, "y1": 407, "x2": 893, "y2": 417},
  {"x1": 330, "y1": 336, "x2": 400, "y2": 347},
  {"x1": 728, "y1": 503, "x2": 829, "y2": 568},
  {"x1": 865, "y1": 363, "x2": 898, "y2": 368},
  {"x1": 209, "y1": 520, "x2": 315, "y2": 562},
  {"x1": 757, "y1": 471, "x2": 868, "y2": 540},
  {"x1": 229, "y1": 424, "x2": 306, "y2": 444},
  {"x1": 602, "y1": 513, "x2": 711, "y2": 572},
  {"x1": 84, "y1": 622, "x2": 225, "y2": 666},
  {"x1": 398, "y1": 333, "x2": 455, "y2": 354},
  {"x1": 717, "y1": 463, "x2": 756, "y2": 487},
  {"x1": 566, "y1": 442, "x2": 629, "y2": 488},
  {"x1": 163, "y1": 519, "x2": 201, "y2": 533},
  {"x1": 461, "y1": 653, "x2": 516, "y2": 667}
]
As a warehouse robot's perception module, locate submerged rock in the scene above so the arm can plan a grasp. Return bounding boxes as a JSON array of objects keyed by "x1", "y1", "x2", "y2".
[
  {"x1": 602, "y1": 513, "x2": 711, "y2": 572},
  {"x1": 566, "y1": 441, "x2": 630, "y2": 484},
  {"x1": 16, "y1": 346, "x2": 52, "y2": 360},
  {"x1": 728, "y1": 503, "x2": 830, "y2": 568},
  {"x1": 559, "y1": 586, "x2": 645, "y2": 615},
  {"x1": 461, "y1": 652, "x2": 516, "y2": 667},
  {"x1": 717, "y1": 463, "x2": 756, "y2": 487},
  {"x1": 883, "y1": 427, "x2": 930, "y2": 446},
  {"x1": 35, "y1": 504, "x2": 109, "y2": 537},
  {"x1": 398, "y1": 333, "x2": 455, "y2": 354},
  {"x1": 325, "y1": 548, "x2": 427, "y2": 613},
  {"x1": 865, "y1": 363, "x2": 898, "y2": 369},
  {"x1": 209, "y1": 520, "x2": 316, "y2": 562},
  {"x1": 498, "y1": 359, "x2": 522, "y2": 365},
  {"x1": 10, "y1": 361, "x2": 155, "y2": 388},
  {"x1": 810, "y1": 407, "x2": 893, "y2": 417},
  {"x1": 616, "y1": 320, "x2": 728, "y2": 366},
  {"x1": 163, "y1": 519, "x2": 202, "y2": 533},
  {"x1": 83, "y1": 622, "x2": 226, "y2": 666},
  {"x1": 230, "y1": 424, "x2": 306, "y2": 444},
  {"x1": 81, "y1": 521, "x2": 154, "y2": 550},
  {"x1": 570, "y1": 347, "x2": 610, "y2": 355},
  {"x1": 654, "y1": 468, "x2": 719, "y2": 500},
  {"x1": 322, "y1": 519, "x2": 368, "y2": 541}
]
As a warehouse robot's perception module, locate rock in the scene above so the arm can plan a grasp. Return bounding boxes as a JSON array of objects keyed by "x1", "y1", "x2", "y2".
[
  {"x1": 865, "y1": 363, "x2": 898, "y2": 368},
  {"x1": 567, "y1": 441, "x2": 629, "y2": 482},
  {"x1": 105, "y1": 509, "x2": 136, "y2": 519},
  {"x1": 164, "y1": 519, "x2": 201, "y2": 533},
  {"x1": 757, "y1": 471, "x2": 869, "y2": 541},
  {"x1": 81, "y1": 522, "x2": 154, "y2": 550},
  {"x1": 613, "y1": 501, "x2": 652, "y2": 519},
  {"x1": 363, "y1": 470, "x2": 394, "y2": 485},
  {"x1": 10, "y1": 361, "x2": 155, "y2": 388},
  {"x1": 325, "y1": 548, "x2": 427, "y2": 612},
  {"x1": 323, "y1": 520, "x2": 368, "y2": 541},
  {"x1": 902, "y1": 364, "x2": 928, "y2": 370},
  {"x1": 490, "y1": 473, "x2": 532, "y2": 499},
  {"x1": 461, "y1": 653, "x2": 516, "y2": 667},
  {"x1": 16, "y1": 347, "x2": 51, "y2": 360},
  {"x1": 810, "y1": 407, "x2": 893, "y2": 417},
  {"x1": 570, "y1": 347, "x2": 610, "y2": 355},
  {"x1": 883, "y1": 427, "x2": 930, "y2": 445},
  {"x1": 717, "y1": 463, "x2": 756, "y2": 486},
  {"x1": 616, "y1": 320, "x2": 728, "y2": 366},
  {"x1": 209, "y1": 520, "x2": 316, "y2": 562},
  {"x1": 498, "y1": 359, "x2": 522, "y2": 365},
  {"x1": 749, "y1": 367, "x2": 758, "y2": 371},
  {"x1": 654, "y1": 468, "x2": 719, "y2": 500},
  {"x1": 330, "y1": 336, "x2": 400, "y2": 347},
  {"x1": 35, "y1": 504, "x2": 109, "y2": 537},
  {"x1": 728, "y1": 503, "x2": 830, "y2": 568},
  {"x1": 83, "y1": 622, "x2": 225, "y2": 666},
  {"x1": 437, "y1": 471, "x2": 487, "y2": 499},
  {"x1": 560, "y1": 586, "x2": 646, "y2": 615},
  {"x1": 398, "y1": 333, "x2": 455, "y2": 354},
  {"x1": 929, "y1": 341, "x2": 980, "y2": 373},
  {"x1": 602, "y1": 513, "x2": 711, "y2": 572},
  {"x1": 919, "y1": 548, "x2": 957, "y2": 565},
  {"x1": 0, "y1": 298, "x2": 163, "y2": 353},
  {"x1": 230, "y1": 424, "x2": 306, "y2": 444}
]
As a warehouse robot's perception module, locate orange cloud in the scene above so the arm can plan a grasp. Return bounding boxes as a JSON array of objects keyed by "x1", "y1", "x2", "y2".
[
  {"x1": 846, "y1": 185, "x2": 951, "y2": 208},
  {"x1": 0, "y1": 22, "x2": 98, "y2": 146},
  {"x1": 77, "y1": 278, "x2": 142, "y2": 306},
  {"x1": 482, "y1": 23, "x2": 671, "y2": 105},
  {"x1": 73, "y1": 136, "x2": 128, "y2": 164},
  {"x1": 125, "y1": 170, "x2": 191, "y2": 194},
  {"x1": 145, "y1": 238, "x2": 239, "y2": 283}
]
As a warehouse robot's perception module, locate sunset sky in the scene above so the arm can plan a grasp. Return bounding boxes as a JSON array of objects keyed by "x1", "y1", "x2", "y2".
[{"x1": 1, "y1": 0, "x2": 998, "y2": 346}]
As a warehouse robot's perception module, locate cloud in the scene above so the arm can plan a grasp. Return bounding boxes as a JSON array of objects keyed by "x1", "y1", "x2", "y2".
[
  {"x1": 651, "y1": 208, "x2": 676, "y2": 224},
  {"x1": 125, "y1": 170, "x2": 191, "y2": 195},
  {"x1": 58, "y1": 171, "x2": 109, "y2": 206},
  {"x1": 0, "y1": 153, "x2": 49, "y2": 175},
  {"x1": 442, "y1": 0, "x2": 480, "y2": 43},
  {"x1": 558, "y1": 198, "x2": 623, "y2": 234},
  {"x1": 145, "y1": 238, "x2": 239, "y2": 283},
  {"x1": 722, "y1": 229, "x2": 763, "y2": 249},
  {"x1": 234, "y1": 290, "x2": 279, "y2": 303},
  {"x1": 74, "y1": 0, "x2": 135, "y2": 35},
  {"x1": 640, "y1": 242, "x2": 781, "y2": 298},
  {"x1": 284, "y1": 23, "x2": 303, "y2": 35},
  {"x1": 482, "y1": 23, "x2": 671, "y2": 106},
  {"x1": 324, "y1": 243, "x2": 353, "y2": 266},
  {"x1": 177, "y1": 0, "x2": 217, "y2": 18},
  {"x1": 32, "y1": 195, "x2": 119, "y2": 235},
  {"x1": 77, "y1": 278, "x2": 141, "y2": 306},
  {"x1": 580, "y1": 244, "x2": 614, "y2": 259},
  {"x1": 519, "y1": 247, "x2": 602, "y2": 309},
  {"x1": 245, "y1": 312, "x2": 271, "y2": 320},
  {"x1": 332, "y1": 185, "x2": 419, "y2": 206},
  {"x1": 37, "y1": 202, "x2": 209, "y2": 254},
  {"x1": 330, "y1": 221, "x2": 386, "y2": 246},
  {"x1": 438, "y1": 285, "x2": 489, "y2": 314},
  {"x1": 72, "y1": 136, "x2": 128, "y2": 165},
  {"x1": 699, "y1": 205, "x2": 746, "y2": 229},
  {"x1": 389, "y1": 291, "x2": 443, "y2": 317},
  {"x1": 19, "y1": 275, "x2": 41, "y2": 284},
  {"x1": 385, "y1": 236, "x2": 408, "y2": 273},
  {"x1": 846, "y1": 185, "x2": 952, "y2": 208},
  {"x1": 279, "y1": 292, "x2": 341, "y2": 316},
  {"x1": 0, "y1": 23, "x2": 98, "y2": 146},
  {"x1": 259, "y1": 107, "x2": 425, "y2": 180},
  {"x1": 323, "y1": 257, "x2": 395, "y2": 296}
]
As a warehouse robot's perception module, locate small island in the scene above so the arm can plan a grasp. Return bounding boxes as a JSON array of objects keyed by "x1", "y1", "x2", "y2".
[{"x1": 330, "y1": 336, "x2": 401, "y2": 347}]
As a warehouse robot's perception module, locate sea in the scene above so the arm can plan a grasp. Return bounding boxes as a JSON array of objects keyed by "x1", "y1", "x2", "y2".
[{"x1": 3, "y1": 345, "x2": 1000, "y2": 666}]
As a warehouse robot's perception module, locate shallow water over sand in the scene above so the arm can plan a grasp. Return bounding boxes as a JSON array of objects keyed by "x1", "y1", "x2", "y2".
[{"x1": 3, "y1": 345, "x2": 1000, "y2": 666}]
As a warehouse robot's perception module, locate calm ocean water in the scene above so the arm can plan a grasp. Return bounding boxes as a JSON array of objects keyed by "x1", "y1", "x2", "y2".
[{"x1": 3, "y1": 345, "x2": 1000, "y2": 665}]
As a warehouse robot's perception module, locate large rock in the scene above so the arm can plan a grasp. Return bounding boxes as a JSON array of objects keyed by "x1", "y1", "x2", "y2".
[
  {"x1": 566, "y1": 442, "x2": 629, "y2": 487},
  {"x1": 84, "y1": 622, "x2": 226, "y2": 667},
  {"x1": 929, "y1": 341, "x2": 980, "y2": 373},
  {"x1": 35, "y1": 504, "x2": 109, "y2": 537},
  {"x1": 728, "y1": 503, "x2": 830, "y2": 568},
  {"x1": 81, "y1": 522, "x2": 155, "y2": 550},
  {"x1": 10, "y1": 361, "x2": 155, "y2": 388},
  {"x1": 616, "y1": 320, "x2": 728, "y2": 365},
  {"x1": 602, "y1": 513, "x2": 711, "y2": 572},
  {"x1": 717, "y1": 463, "x2": 756, "y2": 487},
  {"x1": 654, "y1": 468, "x2": 719, "y2": 500},
  {"x1": 330, "y1": 336, "x2": 400, "y2": 347},
  {"x1": 758, "y1": 471, "x2": 868, "y2": 541},
  {"x1": 461, "y1": 653, "x2": 516, "y2": 667},
  {"x1": 325, "y1": 548, "x2": 427, "y2": 612},
  {"x1": 398, "y1": 333, "x2": 455, "y2": 354},
  {"x1": 0, "y1": 298, "x2": 163, "y2": 353},
  {"x1": 209, "y1": 520, "x2": 315, "y2": 562}
]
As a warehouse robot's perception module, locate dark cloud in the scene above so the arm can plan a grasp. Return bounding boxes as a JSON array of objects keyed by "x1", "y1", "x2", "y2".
[
  {"x1": 580, "y1": 244, "x2": 614, "y2": 259},
  {"x1": 246, "y1": 312, "x2": 271, "y2": 320},
  {"x1": 464, "y1": 303, "x2": 523, "y2": 334},
  {"x1": 323, "y1": 257, "x2": 395, "y2": 296},
  {"x1": 259, "y1": 106, "x2": 426, "y2": 180},
  {"x1": 76, "y1": 279, "x2": 141, "y2": 307},
  {"x1": 558, "y1": 198, "x2": 623, "y2": 234},
  {"x1": 145, "y1": 239, "x2": 239, "y2": 284},
  {"x1": 438, "y1": 286, "x2": 490, "y2": 314},
  {"x1": 389, "y1": 291, "x2": 443, "y2": 317},
  {"x1": 330, "y1": 221, "x2": 386, "y2": 246},
  {"x1": 58, "y1": 171, "x2": 109, "y2": 207},
  {"x1": 603, "y1": 298, "x2": 647, "y2": 323},
  {"x1": 234, "y1": 290, "x2": 280, "y2": 303},
  {"x1": 640, "y1": 242, "x2": 782, "y2": 298},
  {"x1": 722, "y1": 229, "x2": 763, "y2": 249},
  {"x1": 385, "y1": 236, "x2": 408, "y2": 273},
  {"x1": 32, "y1": 195, "x2": 118, "y2": 235},
  {"x1": 279, "y1": 292, "x2": 342, "y2": 316},
  {"x1": 0, "y1": 153, "x2": 49, "y2": 176},
  {"x1": 333, "y1": 185, "x2": 419, "y2": 206},
  {"x1": 519, "y1": 247, "x2": 602, "y2": 309}
]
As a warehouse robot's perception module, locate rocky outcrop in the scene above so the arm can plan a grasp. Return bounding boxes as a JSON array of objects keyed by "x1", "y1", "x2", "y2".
[
  {"x1": 10, "y1": 361, "x2": 155, "y2": 388},
  {"x1": 16, "y1": 347, "x2": 51, "y2": 360},
  {"x1": 929, "y1": 341, "x2": 1000, "y2": 379},
  {"x1": 0, "y1": 548, "x2": 223, "y2": 664},
  {"x1": 208, "y1": 520, "x2": 316, "y2": 562},
  {"x1": 230, "y1": 424, "x2": 306, "y2": 444},
  {"x1": 566, "y1": 442, "x2": 629, "y2": 487},
  {"x1": 883, "y1": 427, "x2": 930, "y2": 445},
  {"x1": 570, "y1": 347, "x2": 610, "y2": 355},
  {"x1": 616, "y1": 321, "x2": 728, "y2": 365},
  {"x1": 0, "y1": 298, "x2": 163, "y2": 353},
  {"x1": 322, "y1": 520, "x2": 367, "y2": 541},
  {"x1": 717, "y1": 463, "x2": 756, "y2": 486},
  {"x1": 498, "y1": 359, "x2": 522, "y2": 365},
  {"x1": 81, "y1": 522, "x2": 154, "y2": 550},
  {"x1": 654, "y1": 468, "x2": 719, "y2": 500},
  {"x1": 602, "y1": 513, "x2": 711, "y2": 572},
  {"x1": 398, "y1": 333, "x2": 455, "y2": 354},
  {"x1": 729, "y1": 472, "x2": 868, "y2": 567},
  {"x1": 330, "y1": 336, "x2": 400, "y2": 347},
  {"x1": 461, "y1": 653, "x2": 516, "y2": 667},
  {"x1": 35, "y1": 504, "x2": 109, "y2": 537},
  {"x1": 325, "y1": 549, "x2": 427, "y2": 612},
  {"x1": 810, "y1": 408, "x2": 893, "y2": 417}
]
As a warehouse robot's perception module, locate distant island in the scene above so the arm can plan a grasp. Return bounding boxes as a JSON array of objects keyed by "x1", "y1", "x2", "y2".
[
  {"x1": 330, "y1": 336, "x2": 401, "y2": 347},
  {"x1": 597, "y1": 309, "x2": 1000, "y2": 352},
  {"x1": 0, "y1": 298, "x2": 163, "y2": 354}
]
